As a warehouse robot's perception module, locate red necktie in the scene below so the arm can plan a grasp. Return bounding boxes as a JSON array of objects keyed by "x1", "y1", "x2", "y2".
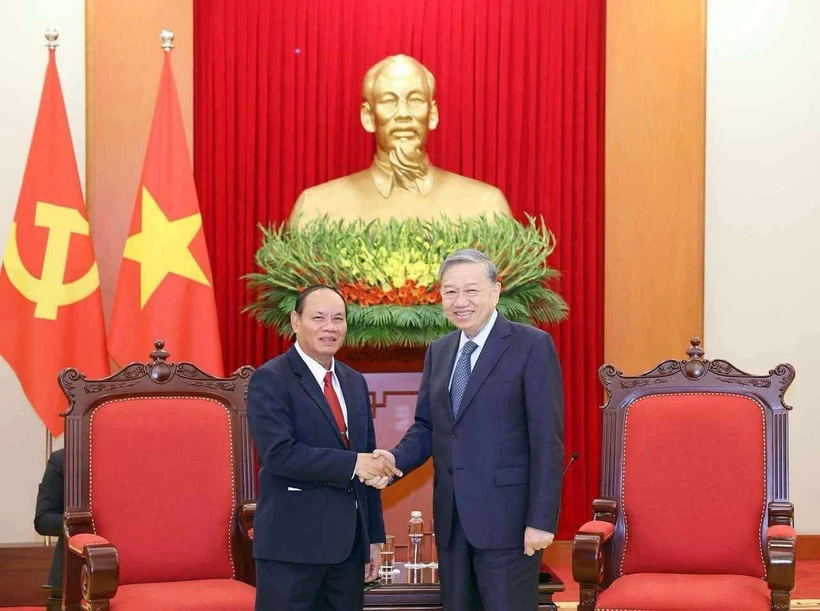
[{"x1": 323, "y1": 371, "x2": 349, "y2": 448}]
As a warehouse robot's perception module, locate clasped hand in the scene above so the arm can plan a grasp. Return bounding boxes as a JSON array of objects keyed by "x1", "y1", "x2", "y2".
[
  {"x1": 355, "y1": 449, "x2": 401, "y2": 489},
  {"x1": 356, "y1": 449, "x2": 401, "y2": 489}
]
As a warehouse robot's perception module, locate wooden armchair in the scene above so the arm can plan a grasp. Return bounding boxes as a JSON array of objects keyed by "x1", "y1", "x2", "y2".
[
  {"x1": 59, "y1": 341, "x2": 257, "y2": 611},
  {"x1": 573, "y1": 338, "x2": 796, "y2": 611}
]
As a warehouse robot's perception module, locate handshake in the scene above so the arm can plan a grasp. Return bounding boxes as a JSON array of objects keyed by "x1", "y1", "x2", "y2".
[{"x1": 355, "y1": 449, "x2": 402, "y2": 489}]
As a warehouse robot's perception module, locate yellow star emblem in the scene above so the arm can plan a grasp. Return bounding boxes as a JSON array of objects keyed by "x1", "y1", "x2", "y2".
[{"x1": 123, "y1": 186, "x2": 210, "y2": 308}]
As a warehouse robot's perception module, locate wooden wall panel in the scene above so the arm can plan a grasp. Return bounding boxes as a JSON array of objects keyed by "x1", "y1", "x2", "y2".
[
  {"x1": 86, "y1": 0, "x2": 193, "y2": 319},
  {"x1": 604, "y1": 0, "x2": 706, "y2": 374},
  {"x1": 0, "y1": 543, "x2": 54, "y2": 606},
  {"x1": 366, "y1": 373, "x2": 434, "y2": 563}
]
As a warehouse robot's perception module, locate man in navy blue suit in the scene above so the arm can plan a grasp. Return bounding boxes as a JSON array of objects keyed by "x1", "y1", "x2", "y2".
[
  {"x1": 248, "y1": 285, "x2": 401, "y2": 611},
  {"x1": 373, "y1": 249, "x2": 565, "y2": 611}
]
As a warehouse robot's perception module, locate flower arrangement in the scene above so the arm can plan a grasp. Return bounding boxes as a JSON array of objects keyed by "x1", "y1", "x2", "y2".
[{"x1": 246, "y1": 215, "x2": 568, "y2": 347}]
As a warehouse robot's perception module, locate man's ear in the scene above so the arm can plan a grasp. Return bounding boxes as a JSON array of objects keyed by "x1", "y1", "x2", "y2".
[
  {"x1": 361, "y1": 102, "x2": 376, "y2": 133},
  {"x1": 428, "y1": 101, "x2": 439, "y2": 131},
  {"x1": 290, "y1": 310, "x2": 300, "y2": 334}
]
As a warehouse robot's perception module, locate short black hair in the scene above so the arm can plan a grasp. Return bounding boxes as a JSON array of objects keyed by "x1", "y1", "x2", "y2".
[{"x1": 294, "y1": 285, "x2": 347, "y2": 315}]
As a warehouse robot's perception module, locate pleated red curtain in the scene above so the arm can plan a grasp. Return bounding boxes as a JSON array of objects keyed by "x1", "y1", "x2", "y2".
[{"x1": 194, "y1": 0, "x2": 604, "y2": 537}]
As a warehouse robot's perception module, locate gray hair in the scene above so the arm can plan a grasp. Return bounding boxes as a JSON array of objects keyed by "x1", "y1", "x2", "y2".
[
  {"x1": 438, "y1": 249, "x2": 498, "y2": 284},
  {"x1": 362, "y1": 55, "x2": 436, "y2": 104}
]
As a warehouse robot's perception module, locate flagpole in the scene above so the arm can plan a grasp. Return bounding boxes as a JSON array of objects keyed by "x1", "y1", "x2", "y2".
[
  {"x1": 42, "y1": 27, "x2": 59, "y2": 549},
  {"x1": 44, "y1": 427, "x2": 53, "y2": 461}
]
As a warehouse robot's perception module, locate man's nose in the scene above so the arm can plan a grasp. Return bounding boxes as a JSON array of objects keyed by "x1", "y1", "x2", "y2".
[{"x1": 395, "y1": 98, "x2": 411, "y2": 118}]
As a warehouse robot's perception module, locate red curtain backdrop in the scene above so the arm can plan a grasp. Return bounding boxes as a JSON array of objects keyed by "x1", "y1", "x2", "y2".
[{"x1": 194, "y1": 0, "x2": 604, "y2": 538}]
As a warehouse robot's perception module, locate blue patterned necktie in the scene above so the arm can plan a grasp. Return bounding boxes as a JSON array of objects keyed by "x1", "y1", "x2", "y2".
[{"x1": 450, "y1": 340, "x2": 479, "y2": 417}]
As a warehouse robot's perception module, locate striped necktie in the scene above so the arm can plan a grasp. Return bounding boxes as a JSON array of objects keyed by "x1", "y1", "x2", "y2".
[
  {"x1": 323, "y1": 371, "x2": 349, "y2": 448},
  {"x1": 450, "y1": 340, "x2": 478, "y2": 417}
]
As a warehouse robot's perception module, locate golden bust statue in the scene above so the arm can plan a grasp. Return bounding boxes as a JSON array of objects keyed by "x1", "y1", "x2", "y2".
[{"x1": 289, "y1": 54, "x2": 512, "y2": 225}]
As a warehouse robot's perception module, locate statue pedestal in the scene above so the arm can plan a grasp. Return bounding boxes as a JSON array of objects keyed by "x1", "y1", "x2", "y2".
[{"x1": 349, "y1": 346, "x2": 432, "y2": 562}]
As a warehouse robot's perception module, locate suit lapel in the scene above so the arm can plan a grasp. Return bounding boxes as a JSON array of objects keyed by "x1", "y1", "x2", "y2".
[
  {"x1": 287, "y1": 348, "x2": 348, "y2": 449},
  {"x1": 436, "y1": 332, "x2": 461, "y2": 424},
  {"x1": 454, "y1": 313, "x2": 512, "y2": 423},
  {"x1": 336, "y1": 365, "x2": 365, "y2": 451}
]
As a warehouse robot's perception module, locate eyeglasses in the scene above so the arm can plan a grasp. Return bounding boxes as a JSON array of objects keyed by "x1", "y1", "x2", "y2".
[{"x1": 440, "y1": 288, "x2": 486, "y2": 301}]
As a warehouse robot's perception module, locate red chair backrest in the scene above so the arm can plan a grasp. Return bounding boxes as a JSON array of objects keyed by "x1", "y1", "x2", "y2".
[
  {"x1": 620, "y1": 393, "x2": 766, "y2": 577},
  {"x1": 89, "y1": 397, "x2": 235, "y2": 585}
]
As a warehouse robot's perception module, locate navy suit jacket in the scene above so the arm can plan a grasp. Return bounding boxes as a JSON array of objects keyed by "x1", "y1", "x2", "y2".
[
  {"x1": 392, "y1": 313, "x2": 564, "y2": 549},
  {"x1": 248, "y1": 347, "x2": 385, "y2": 564}
]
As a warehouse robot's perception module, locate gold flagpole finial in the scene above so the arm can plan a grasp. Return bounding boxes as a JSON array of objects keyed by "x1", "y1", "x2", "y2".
[
  {"x1": 44, "y1": 28, "x2": 59, "y2": 49},
  {"x1": 160, "y1": 29, "x2": 174, "y2": 52}
]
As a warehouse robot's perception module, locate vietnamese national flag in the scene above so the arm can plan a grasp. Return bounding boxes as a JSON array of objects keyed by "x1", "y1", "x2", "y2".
[
  {"x1": 0, "y1": 48, "x2": 109, "y2": 437},
  {"x1": 108, "y1": 51, "x2": 223, "y2": 375}
]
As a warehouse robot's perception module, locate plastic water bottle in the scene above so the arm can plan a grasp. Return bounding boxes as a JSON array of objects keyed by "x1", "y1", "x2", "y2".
[
  {"x1": 407, "y1": 510, "x2": 424, "y2": 568},
  {"x1": 430, "y1": 517, "x2": 438, "y2": 568}
]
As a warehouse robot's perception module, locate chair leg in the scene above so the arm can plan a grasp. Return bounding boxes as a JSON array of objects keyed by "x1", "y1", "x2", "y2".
[
  {"x1": 578, "y1": 584, "x2": 598, "y2": 611},
  {"x1": 771, "y1": 590, "x2": 790, "y2": 611},
  {"x1": 45, "y1": 588, "x2": 61, "y2": 611},
  {"x1": 63, "y1": 549, "x2": 84, "y2": 611}
]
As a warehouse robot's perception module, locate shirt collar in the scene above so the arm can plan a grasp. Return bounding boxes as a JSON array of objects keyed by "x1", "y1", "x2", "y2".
[
  {"x1": 370, "y1": 157, "x2": 435, "y2": 198},
  {"x1": 294, "y1": 341, "x2": 336, "y2": 386},
  {"x1": 458, "y1": 309, "x2": 498, "y2": 352}
]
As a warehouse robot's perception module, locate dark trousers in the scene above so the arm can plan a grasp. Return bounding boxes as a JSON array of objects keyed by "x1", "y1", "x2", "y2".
[
  {"x1": 438, "y1": 503, "x2": 542, "y2": 611},
  {"x1": 255, "y1": 529, "x2": 364, "y2": 611}
]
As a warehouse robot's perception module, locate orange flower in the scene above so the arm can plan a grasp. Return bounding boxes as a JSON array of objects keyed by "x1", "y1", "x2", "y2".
[{"x1": 331, "y1": 279, "x2": 443, "y2": 307}]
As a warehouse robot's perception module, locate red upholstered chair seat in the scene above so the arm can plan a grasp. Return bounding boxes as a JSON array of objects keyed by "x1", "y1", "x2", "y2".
[
  {"x1": 110, "y1": 579, "x2": 256, "y2": 611},
  {"x1": 595, "y1": 573, "x2": 771, "y2": 611}
]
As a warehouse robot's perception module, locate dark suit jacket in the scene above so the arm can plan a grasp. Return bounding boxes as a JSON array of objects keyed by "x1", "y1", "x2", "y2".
[
  {"x1": 248, "y1": 347, "x2": 385, "y2": 565},
  {"x1": 34, "y1": 448, "x2": 64, "y2": 588},
  {"x1": 392, "y1": 313, "x2": 564, "y2": 549}
]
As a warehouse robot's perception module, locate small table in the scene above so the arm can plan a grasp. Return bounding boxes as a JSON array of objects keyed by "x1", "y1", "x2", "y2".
[{"x1": 363, "y1": 564, "x2": 564, "y2": 610}]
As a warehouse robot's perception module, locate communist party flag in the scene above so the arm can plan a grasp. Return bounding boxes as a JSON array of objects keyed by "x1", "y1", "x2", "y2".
[
  {"x1": 0, "y1": 47, "x2": 109, "y2": 437},
  {"x1": 108, "y1": 50, "x2": 224, "y2": 375}
]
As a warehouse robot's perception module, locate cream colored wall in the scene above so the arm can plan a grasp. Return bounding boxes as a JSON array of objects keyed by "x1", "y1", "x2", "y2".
[
  {"x1": 705, "y1": 0, "x2": 820, "y2": 533},
  {"x1": 0, "y1": 0, "x2": 82, "y2": 542}
]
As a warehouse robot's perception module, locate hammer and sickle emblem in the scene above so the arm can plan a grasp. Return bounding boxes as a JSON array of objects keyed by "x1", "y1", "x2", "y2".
[{"x1": 3, "y1": 201, "x2": 99, "y2": 320}]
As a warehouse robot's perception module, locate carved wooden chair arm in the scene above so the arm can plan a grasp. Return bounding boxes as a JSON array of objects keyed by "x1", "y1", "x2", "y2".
[
  {"x1": 573, "y1": 498, "x2": 618, "y2": 611},
  {"x1": 766, "y1": 502, "x2": 796, "y2": 610},
  {"x1": 65, "y1": 533, "x2": 119, "y2": 611},
  {"x1": 578, "y1": 520, "x2": 615, "y2": 542},
  {"x1": 239, "y1": 502, "x2": 256, "y2": 540}
]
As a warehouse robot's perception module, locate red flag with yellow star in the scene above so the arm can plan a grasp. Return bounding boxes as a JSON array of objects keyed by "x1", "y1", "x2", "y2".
[
  {"x1": 0, "y1": 47, "x2": 109, "y2": 437},
  {"x1": 108, "y1": 51, "x2": 224, "y2": 375}
]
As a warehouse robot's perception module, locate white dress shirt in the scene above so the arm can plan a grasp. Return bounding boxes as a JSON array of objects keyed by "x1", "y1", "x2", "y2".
[
  {"x1": 448, "y1": 309, "x2": 499, "y2": 391},
  {"x1": 294, "y1": 341, "x2": 349, "y2": 427}
]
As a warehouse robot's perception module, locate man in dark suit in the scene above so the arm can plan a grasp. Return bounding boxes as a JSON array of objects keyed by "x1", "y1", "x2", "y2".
[
  {"x1": 34, "y1": 447, "x2": 65, "y2": 609},
  {"x1": 248, "y1": 285, "x2": 400, "y2": 611},
  {"x1": 373, "y1": 249, "x2": 565, "y2": 611}
]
